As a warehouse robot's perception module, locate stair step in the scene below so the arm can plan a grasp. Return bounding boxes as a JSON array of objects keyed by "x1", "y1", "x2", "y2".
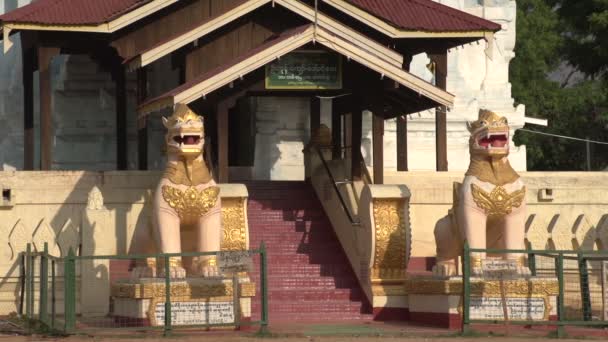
[
  {"x1": 253, "y1": 302, "x2": 365, "y2": 310},
  {"x1": 262, "y1": 290, "x2": 363, "y2": 301},
  {"x1": 249, "y1": 237, "x2": 341, "y2": 245},
  {"x1": 248, "y1": 223, "x2": 333, "y2": 230},
  {"x1": 251, "y1": 275, "x2": 357, "y2": 284},
  {"x1": 252, "y1": 314, "x2": 374, "y2": 322},
  {"x1": 248, "y1": 264, "x2": 354, "y2": 275},
  {"x1": 259, "y1": 254, "x2": 349, "y2": 263},
  {"x1": 251, "y1": 303, "x2": 371, "y2": 312},
  {"x1": 245, "y1": 181, "x2": 369, "y2": 321},
  {"x1": 248, "y1": 245, "x2": 344, "y2": 255}
]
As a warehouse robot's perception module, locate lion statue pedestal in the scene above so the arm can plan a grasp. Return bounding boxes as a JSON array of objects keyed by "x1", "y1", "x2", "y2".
[
  {"x1": 404, "y1": 110, "x2": 558, "y2": 328},
  {"x1": 404, "y1": 275, "x2": 559, "y2": 329},
  {"x1": 111, "y1": 277, "x2": 256, "y2": 327}
]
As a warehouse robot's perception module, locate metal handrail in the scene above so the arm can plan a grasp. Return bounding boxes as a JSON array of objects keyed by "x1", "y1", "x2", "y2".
[
  {"x1": 315, "y1": 146, "x2": 360, "y2": 226},
  {"x1": 317, "y1": 145, "x2": 373, "y2": 185},
  {"x1": 359, "y1": 150, "x2": 373, "y2": 185}
]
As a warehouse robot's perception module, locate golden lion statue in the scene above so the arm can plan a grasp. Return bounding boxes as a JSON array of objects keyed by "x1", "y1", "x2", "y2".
[{"x1": 130, "y1": 104, "x2": 221, "y2": 278}]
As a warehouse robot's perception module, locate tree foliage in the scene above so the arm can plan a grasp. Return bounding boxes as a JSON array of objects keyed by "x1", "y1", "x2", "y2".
[{"x1": 511, "y1": 0, "x2": 608, "y2": 171}]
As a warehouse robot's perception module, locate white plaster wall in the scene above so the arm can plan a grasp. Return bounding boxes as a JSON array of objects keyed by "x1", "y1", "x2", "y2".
[
  {"x1": 367, "y1": 0, "x2": 526, "y2": 172},
  {"x1": 0, "y1": 0, "x2": 32, "y2": 170},
  {"x1": 252, "y1": 97, "x2": 310, "y2": 180}
]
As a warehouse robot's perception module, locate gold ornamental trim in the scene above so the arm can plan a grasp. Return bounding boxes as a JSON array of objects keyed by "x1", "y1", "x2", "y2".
[
  {"x1": 372, "y1": 199, "x2": 407, "y2": 280},
  {"x1": 111, "y1": 281, "x2": 255, "y2": 299},
  {"x1": 471, "y1": 184, "x2": 525, "y2": 219},
  {"x1": 164, "y1": 159, "x2": 212, "y2": 186},
  {"x1": 161, "y1": 185, "x2": 219, "y2": 222},
  {"x1": 404, "y1": 278, "x2": 559, "y2": 297},
  {"x1": 221, "y1": 198, "x2": 248, "y2": 251},
  {"x1": 372, "y1": 284, "x2": 407, "y2": 296},
  {"x1": 157, "y1": 256, "x2": 183, "y2": 269}
]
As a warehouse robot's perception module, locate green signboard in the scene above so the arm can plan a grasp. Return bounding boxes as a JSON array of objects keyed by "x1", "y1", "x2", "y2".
[{"x1": 265, "y1": 50, "x2": 342, "y2": 90}]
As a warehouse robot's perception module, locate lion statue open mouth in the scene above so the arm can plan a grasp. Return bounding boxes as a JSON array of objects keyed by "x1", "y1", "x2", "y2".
[{"x1": 432, "y1": 109, "x2": 529, "y2": 277}]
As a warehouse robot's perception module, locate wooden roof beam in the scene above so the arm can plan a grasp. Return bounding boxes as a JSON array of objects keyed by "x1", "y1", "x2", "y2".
[
  {"x1": 314, "y1": 28, "x2": 454, "y2": 108},
  {"x1": 127, "y1": 0, "x2": 403, "y2": 71},
  {"x1": 138, "y1": 26, "x2": 453, "y2": 117},
  {"x1": 126, "y1": 0, "x2": 272, "y2": 70}
]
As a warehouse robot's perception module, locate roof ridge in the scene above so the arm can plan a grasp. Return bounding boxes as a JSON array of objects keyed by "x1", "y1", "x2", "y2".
[
  {"x1": 408, "y1": 0, "x2": 497, "y2": 30},
  {"x1": 1, "y1": 0, "x2": 61, "y2": 23},
  {"x1": 105, "y1": 0, "x2": 151, "y2": 23},
  {"x1": 338, "y1": 0, "x2": 500, "y2": 33},
  {"x1": 0, "y1": 0, "x2": 151, "y2": 26}
]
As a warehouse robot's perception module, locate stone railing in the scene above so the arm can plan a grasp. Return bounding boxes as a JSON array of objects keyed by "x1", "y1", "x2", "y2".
[
  {"x1": 308, "y1": 151, "x2": 411, "y2": 315},
  {"x1": 0, "y1": 171, "x2": 249, "y2": 315}
]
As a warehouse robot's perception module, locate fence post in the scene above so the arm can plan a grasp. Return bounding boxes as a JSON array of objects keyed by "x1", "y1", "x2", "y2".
[
  {"x1": 51, "y1": 259, "x2": 56, "y2": 331},
  {"x1": 19, "y1": 253, "x2": 25, "y2": 317},
  {"x1": 577, "y1": 254, "x2": 592, "y2": 321},
  {"x1": 64, "y1": 247, "x2": 76, "y2": 333},
  {"x1": 24, "y1": 244, "x2": 31, "y2": 320},
  {"x1": 163, "y1": 255, "x2": 172, "y2": 337},
  {"x1": 556, "y1": 253, "x2": 565, "y2": 338},
  {"x1": 259, "y1": 241, "x2": 269, "y2": 334},
  {"x1": 461, "y1": 241, "x2": 471, "y2": 335},
  {"x1": 39, "y1": 242, "x2": 48, "y2": 325},
  {"x1": 28, "y1": 243, "x2": 36, "y2": 319},
  {"x1": 528, "y1": 253, "x2": 537, "y2": 276},
  {"x1": 233, "y1": 272, "x2": 240, "y2": 330}
]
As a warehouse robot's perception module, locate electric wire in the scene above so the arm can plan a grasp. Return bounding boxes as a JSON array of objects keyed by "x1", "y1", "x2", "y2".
[{"x1": 518, "y1": 128, "x2": 608, "y2": 146}]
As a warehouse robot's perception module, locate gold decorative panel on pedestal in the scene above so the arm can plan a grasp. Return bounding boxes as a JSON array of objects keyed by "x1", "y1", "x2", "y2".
[
  {"x1": 371, "y1": 199, "x2": 408, "y2": 281},
  {"x1": 404, "y1": 277, "x2": 559, "y2": 297},
  {"x1": 220, "y1": 198, "x2": 248, "y2": 251}
]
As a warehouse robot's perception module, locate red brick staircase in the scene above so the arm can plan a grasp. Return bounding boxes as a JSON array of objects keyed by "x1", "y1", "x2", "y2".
[{"x1": 246, "y1": 181, "x2": 372, "y2": 322}]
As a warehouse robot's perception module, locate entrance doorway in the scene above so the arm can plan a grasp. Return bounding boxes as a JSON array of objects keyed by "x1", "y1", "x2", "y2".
[{"x1": 226, "y1": 96, "x2": 320, "y2": 181}]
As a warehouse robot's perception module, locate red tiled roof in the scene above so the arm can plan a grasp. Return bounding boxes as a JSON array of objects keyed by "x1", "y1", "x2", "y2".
[
  {"x1": 0, "y1": 0, "x2": 150, "y2": 26},
  {"x1": 342, "y1": 0, "x2": 501, "y2": 32}
]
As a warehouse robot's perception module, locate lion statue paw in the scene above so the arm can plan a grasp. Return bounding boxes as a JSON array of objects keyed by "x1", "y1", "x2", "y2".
[
  {"x1": 432, "y1": 260, "x2": 458, "y2": 277},
  {"x1": 130, "y1": 266, "x2": 156, "y2": 279},
  {"x1": 158, "y1": 266, "x2": 187, "y2": 279},
  {"x1": 471, "y1": 267, "x2": 484, "y2": 277},
  {"x1": 516, "y1": 265, "x2": 532, "y2": 277},
  {"x1": 191, "y1": 257, "x2": 221, "y2": 278}
]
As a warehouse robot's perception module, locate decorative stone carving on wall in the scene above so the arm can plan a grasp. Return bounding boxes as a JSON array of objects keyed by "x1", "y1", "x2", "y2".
[
  {"x1": 32, "y1": 219, "x2": 61, "y2": 256},
  {"x1": 525, "y1": 212, "x2": 608, "y2": 251},
  {"x1": 57, "y1": 218, "x2": 81, "y2": 257},
  {"x1": 6, "y1": 217, "x2": 81, "y2": 260},
  {"x1": 87, "y1": 186, "x2": 104, "y2": 210}
]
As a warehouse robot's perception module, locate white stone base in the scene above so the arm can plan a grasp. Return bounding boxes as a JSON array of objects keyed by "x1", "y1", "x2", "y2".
[{"x1": 111, "y1": 277, "x2": 254, "y2": 326}]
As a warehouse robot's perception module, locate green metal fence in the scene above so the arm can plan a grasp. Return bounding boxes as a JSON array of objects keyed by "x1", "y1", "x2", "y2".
[
  {"x1": 20, "y1": 242, "x2": 269, "y2": 336},
  {"x1": 462, "y1": 242, "x2": 608, "y2": 337}
]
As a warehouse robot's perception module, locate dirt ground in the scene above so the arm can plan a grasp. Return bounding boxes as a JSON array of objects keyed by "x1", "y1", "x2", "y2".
[
  {"x1": 3, "y1": 319, "x2": 607, "y2": 341},
  {"x1": 0, "y1": 336, "x2": 605, "y2": 342}
]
